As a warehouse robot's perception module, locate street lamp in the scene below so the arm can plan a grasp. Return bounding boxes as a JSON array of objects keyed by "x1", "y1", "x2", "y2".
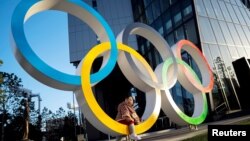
[{"x1": 67, "y1": 102, "x2": 87, "y2": 141}]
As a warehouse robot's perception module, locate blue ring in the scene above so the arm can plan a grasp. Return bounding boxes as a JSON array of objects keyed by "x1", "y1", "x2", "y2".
[{"x1": 11, "y1": 0, "x2": 118, "y2": 88}]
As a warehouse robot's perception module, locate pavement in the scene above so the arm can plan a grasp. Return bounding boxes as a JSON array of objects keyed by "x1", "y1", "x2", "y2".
[{"x1": 106, "y1": 115, "x2": 250, "y2": 141}]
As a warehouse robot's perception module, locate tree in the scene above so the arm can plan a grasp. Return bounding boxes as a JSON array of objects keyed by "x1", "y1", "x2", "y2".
[
  {"x1": 41, "y1": 107, "x2": 53, "y2": 131},
  {"x1": 63, "y1": 111, "x2": 78, "y2": 141},
  {"x1": 54, "y1": 107, "x2": 66, "y2": 119},
  {"x1": 0, "y1": 72, "x2": 22, "y2": 141},
  {"x1": 0, "y1": 72, "x2": 43, "y2": 141},
  {"x1": 42, "y1": 107, "x2": 76, "y2": 141},
  {"x1": 0, "y1": 60, "x2": 3, "y2": 141}
]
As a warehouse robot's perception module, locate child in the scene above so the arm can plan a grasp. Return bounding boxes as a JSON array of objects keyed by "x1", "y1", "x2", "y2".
[{"x1": 116, "y1": 95, "x2": 141, "y2": 140}]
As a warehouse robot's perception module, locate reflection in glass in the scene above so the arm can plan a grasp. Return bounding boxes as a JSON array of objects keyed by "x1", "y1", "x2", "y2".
[
  {"x1": 163, "y1": 12, "x2": 172, "y2": 33},
  {"x1": 174, "y1": 12, "x2": 182, "y2": 24},
  {"x1": 143, "y1": 0, "x2": 151, "y2": 7},
  {"x1": 154, "y1": 18, "x2": 164, "y2": 35},
  {"x1": 211, "y1": 0, "x2": 224, "y2": 20},
  {"x1": 226, "y1": 23, "x2": 242, "y2": 46},
  {"x1": 233, "y1": 5, "x2": 246, "y2": 25},
  {"x1": 195, "y1": 0, "x2": 207, "y2": 16},
  {"x1": 242, "y1": 26, "x2": 250, "y2": 47},
  {"x1": 237, "y1": 47, "x2": 248, "y2": 58},
  {"x1": 199, "y1": 17, "x2": 216, "y2": 43},
  {"x1": 166, "y1": 33, "x2": 175, "y2": 47},
  {"x1": 171, "y1": 82, "x2": 185, "y2": 113},
  {"x1": 210, "y1": 19, "x2": 226, "y2": 45},
  {"x1": 141, "y1": 44, "x2": 145, "y2": 55},
  {"x1": 239, "y1": 7, "x2": 250, "y2": 25},
  {"x1": 218, "y1": 21, "x2": 234, "y2": 46},
  {"x1": 183, "y1": 4, "x2": 192, "y2": 17},
  {"x1": 209, "y1": 44, "x2": 222, "y2": 61},
  {"x1": 235, "y1": 0, "x2": 244, "y2": 7},
  {"x1": 184, "y1": 19, "x2": 198, "y2": 44},
  {"x1": 201, "y1": 43, "x2": 214, "y2": 66},
  {"x1": 218, "y1": 45, "x2": 233, "y2": 67},
  {"x1": 235, "y1": 25, "x2": 250, "y2": 47},
  {"x1": 147, "y1": 51, "x2": 153, "y2": 67},
  {"x1": 228, "y1": 46, "x2": 239, "y2": 59},
  {"x1": 159, "y1": 0, "x2": 169, "y2": 12},
  {"x1": 244, "y1": 48, "x2": 250, "y2": 58},
  {"x1": 218, "y1": 0, "x2": 232, "y2": 22},
  {"x1": 145, "y1": 5, "x2": 154, "y2": 24},
  {"x1": 154, "y1": 49, "x2": 162, "y2": 66},
  {"x1": 175, "y1": 27, "x2": 185, "y2": 41},
  {"x1": 152, "y1": 0, "x2": 161, "y2": 20},
  {"x1": 226, "y1": 3, "x2": 239, "y2": 24},
  {"x1": 229, "y1": 0, "x2": 237, "y2": 5},
  {"x1": 203, "y1": 0, "x2": 216, "y2": 18}
]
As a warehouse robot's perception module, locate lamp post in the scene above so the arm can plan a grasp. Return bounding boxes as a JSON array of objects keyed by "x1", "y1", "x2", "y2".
[{"x1": 67, "y1": 102, "x2": 87, "y2": 141}]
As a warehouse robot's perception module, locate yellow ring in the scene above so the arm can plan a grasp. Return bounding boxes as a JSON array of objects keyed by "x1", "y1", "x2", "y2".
[{"x1": 80, "y1": 42, "x2": 159, "y2": 134}]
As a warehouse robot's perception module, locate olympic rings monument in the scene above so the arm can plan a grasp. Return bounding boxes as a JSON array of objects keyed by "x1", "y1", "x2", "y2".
[{"x1": 11, "y1": 0, "x2": 214, "y2": 136}]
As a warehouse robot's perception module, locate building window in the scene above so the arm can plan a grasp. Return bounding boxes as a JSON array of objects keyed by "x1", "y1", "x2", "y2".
[
  {"x1": 195, "y1": 0, "x2": 207, "y2": 16},
  {"x1": 166, "y1": 20, "x2": 172, "y2": 32},
  {"x1": 218, "y1": 0, "x2": 232, "y2": 22},
  {"x1": 173, "y1": 3, "x2": 182, "y2": 25},
  {"x1": 211, "y1": 0, "x2": 224, "y2": 20},
  {"x1": 174, "y1": 12, "x2": 182, "y2": 24},
  {"x1": 183, "y1": 5, "x2": 192, "y2": 17},
  {"x1": 143, "y1": 0, "x2": 152, "y2": 7},
  {"x1": 210, "y1": 19, "x2": 226, "y2": 45},
  {"x1": 218, "y1": 45, "x2": 233, "y2": 67},
  {"x1": 152, "y1": 0, "x2": 161, "y2": 20},
  {"x1": 184, "y1": 19, "x2": 198, "y2": 44},
  {"x1": 145, "y1": 5, "x2": 154, "y2": 24},
  {"x1": 169, "y1": 0, "x2": 177, "y2": 6},
  {"x1": 175, "y1": 26, "x2": 185, "y2": 42},
  {"x1": 141, "y1": 45, "x2": 145, "y2": 55},
  {"x1": 153, "y1": 18, "x2": 164, "y2": 35},
  {"x1": 138, "y1": 15, "x2": 147, "y2": 23},
  {"x1": 166, "y1": 33, "x2": 175, "y2": 47},
  {"x1": 160, "y1": 0, "x2": 170, "y2": 12},
  {"x1": 92, "y1": 0, "x2": 97, "y2": 7},
  {"x1": 199, "y1": 17, "x2": 216, "y2": 43},
  {"x1": 154, "y1": 49, "x2": 162, "y2": 66},
  {"x1": 239, "y1": 7, "x2": 250, "y2": 25},
  {"x1": 226, "y1": 3, "x2": 240, "y2": 24},
  {"x1": 218, "y1": 21, "x2": 235, "y2": 46},
  {"x1": 227, "y1": 23, "x2": 242, "y2": 46},
  {"x1": 147, "y1": 51, "x2": 153, "y2": 67},
  {"x1": 203, "y1": 0, "x2": 216, "y2": 18},
  {"x1": 163, "y1": 12, "x2": 172, "y2": 33},
  {"x1": 233, "y1": 5, "x2": 247, "y2": 25},
  {"x1": 235, "y1": 24, "x2": 250, "y2": 47},
  {"x1": 133, "y1": 0, "x2": 144, "y2": 19}
]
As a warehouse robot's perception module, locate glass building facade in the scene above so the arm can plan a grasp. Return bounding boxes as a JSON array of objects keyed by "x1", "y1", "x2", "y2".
[
  {"x1": 131, "y1": 0, "x2": 199, "y2": 119},
  {"x1": 68, "y1": 0, "x2": 137, "y2": 67},
  {"x1": 195, "y1": 0, "x2": 250, "y2": 112},
  {"x1": 68, "y1": 0, "x2": 250, "y2": 140},
  {"x1": 131, "y1": 0, "x2": 250, "y2": 117}
]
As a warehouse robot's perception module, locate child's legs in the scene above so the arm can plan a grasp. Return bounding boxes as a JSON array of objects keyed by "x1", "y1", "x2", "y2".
[{"x1": 119, "y1": 120, "x2": 135, "y2": 135}]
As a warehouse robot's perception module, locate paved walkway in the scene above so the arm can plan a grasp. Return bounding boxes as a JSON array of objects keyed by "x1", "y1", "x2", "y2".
[
  {"x1": 106, "y1": 115, "x2": 250, "y2": 141},
  {"x1": 140, "y1": 115, "x2": 250, "y2": 141}
]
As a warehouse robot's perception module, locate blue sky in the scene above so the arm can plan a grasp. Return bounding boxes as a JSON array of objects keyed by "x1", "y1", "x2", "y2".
[{"x1": 0, "y1": 0, "x2": 77, "y2": 112}]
